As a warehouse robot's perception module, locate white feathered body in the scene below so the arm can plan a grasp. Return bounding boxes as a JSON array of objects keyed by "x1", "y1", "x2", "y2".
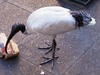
[{"x1": 26, "y1": 6, "x2": 76, "y2": 36}]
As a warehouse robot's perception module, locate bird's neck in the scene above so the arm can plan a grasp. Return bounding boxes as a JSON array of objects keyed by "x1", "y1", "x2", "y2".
[
  {"x1": 18, "y1": 24, "x2": 29, "y2": 35},
  {"x1": 70, "y1": 11, "x2": 84, "y2": 29}
]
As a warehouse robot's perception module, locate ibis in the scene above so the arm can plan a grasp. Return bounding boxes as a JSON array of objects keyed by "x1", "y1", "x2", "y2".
[{"x1": 5, "y1": 6, "x2": 96, "y2": 68}]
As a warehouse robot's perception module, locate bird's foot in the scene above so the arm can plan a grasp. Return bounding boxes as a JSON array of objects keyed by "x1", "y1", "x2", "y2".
[
  {"x1": 38, "y1": 42, "x2": 59, "y2": 54},
  {"x1": 38, "y1": 46, "x2": 52, "y2": 54},
  {"x1": 40, "y1": 56, "x2": 59, "y2": 68}
]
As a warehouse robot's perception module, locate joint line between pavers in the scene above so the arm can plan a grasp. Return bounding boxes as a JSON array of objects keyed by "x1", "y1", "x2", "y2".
[
  {"x1": 7, "y1": 1, "x2": 32, "y2": 13},
  {"x1": 20, "y1": 56, "x2": 52, "y2": 74},
  {"x1": 61, "y1": 38, "x2": 100, "y2": 75}
]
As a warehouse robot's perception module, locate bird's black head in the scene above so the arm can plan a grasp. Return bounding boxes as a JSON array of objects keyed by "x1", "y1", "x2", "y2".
[
  {"x1": 5, "y1": 23, "x2": 26, "y2": 54},
  {"x1": 79, "y1": 12, "x2": 92, "y2": 25},
  {"x1": 71, "y1": 11, "x2": 95, "y2": 28}
]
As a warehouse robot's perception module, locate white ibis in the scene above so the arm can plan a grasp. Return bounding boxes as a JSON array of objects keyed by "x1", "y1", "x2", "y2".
[{"x1": 5, "y1": 6, "x2": 96, "y2": 68}]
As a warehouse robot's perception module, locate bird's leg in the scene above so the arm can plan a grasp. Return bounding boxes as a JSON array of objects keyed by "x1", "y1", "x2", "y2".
[
  {"x1": 52, "y1": 39, "x2": 57, "y2": 68},
  {"x1": 40, "y1": 39, "x2": 58, "y2": 68}
]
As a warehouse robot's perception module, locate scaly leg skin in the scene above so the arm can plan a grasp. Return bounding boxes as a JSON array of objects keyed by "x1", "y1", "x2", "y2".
[{"x1": 40, "y1": 39, "x2": 58, "y2": 69}]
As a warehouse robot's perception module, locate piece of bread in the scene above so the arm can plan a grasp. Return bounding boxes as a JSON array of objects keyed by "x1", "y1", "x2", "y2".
[{"x1": 0, "y1": 33, "x2": 19, "y2": 59}]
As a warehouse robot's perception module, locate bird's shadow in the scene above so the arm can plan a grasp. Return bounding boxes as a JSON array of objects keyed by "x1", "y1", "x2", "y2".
[{"x1": 0, "y1": 56, "x2": 19, "y2": 71}]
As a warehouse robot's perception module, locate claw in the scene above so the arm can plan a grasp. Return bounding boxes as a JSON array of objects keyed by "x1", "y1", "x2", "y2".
[
  {"x1": 45, "y1": 42, "x2": 51, "y2": 46},
  {"x1": 43, "y1": 56, "x2": 51, "y2": 60},
  {"x1": 43, "y1": 56, "x2": 59, "y2": 59},
  {"x1": 45, "y1": 47, "x2": 52, "y2": 54},
  {"x1": 40, "y1": 57, "x2": 59, "y2": 66},
  {"x1": 38, "y1": 47, "x2": 51, "y2": 50},
  {"x1": 40, "y1": 59, "x2": 52, "y2": 65}
]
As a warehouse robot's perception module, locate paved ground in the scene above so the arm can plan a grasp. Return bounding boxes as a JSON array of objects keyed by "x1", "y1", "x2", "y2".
[{"x1": 0, "y1": 0, "x2": 100, "y2": 75}]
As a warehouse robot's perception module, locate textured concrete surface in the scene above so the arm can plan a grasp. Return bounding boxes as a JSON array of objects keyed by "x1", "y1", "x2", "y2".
[
  {"x1": 0, "y1": 0, "x2": 100, "y2": 75},
  {"x1": 64, "y1": 38, "x2": 100, "y2": 75},
  {"x1": 8, "y1": 0, "x2": 59, "y2": 12},
  {"x1": 0, "y1": 57, "x2": 52, "y2": 75},
  {"x1": 0, "y1": 0, "x2": 5, "y2": 4}
]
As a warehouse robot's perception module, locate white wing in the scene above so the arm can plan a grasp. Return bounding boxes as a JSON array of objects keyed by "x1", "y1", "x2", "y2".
[
  {"x1": 34, "y1": 6, "x2": 70, "y2": 12},
  {"x1": 27, "y1": 6, "x2": 75, "y2": 35}
]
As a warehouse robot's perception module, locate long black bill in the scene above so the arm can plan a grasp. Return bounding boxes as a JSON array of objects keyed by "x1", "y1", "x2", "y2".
[{"x1": 5, "y1": 23, "x2": 25, "y2": 54}]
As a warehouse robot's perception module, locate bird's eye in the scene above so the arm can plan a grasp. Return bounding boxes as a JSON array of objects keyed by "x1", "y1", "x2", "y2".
[{"x1": 90, "y1": 18, "x2": 92, "y2": 21}]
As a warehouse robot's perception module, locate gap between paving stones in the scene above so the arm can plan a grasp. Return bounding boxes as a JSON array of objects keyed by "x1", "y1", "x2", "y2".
[
  {"x1": 20, "y1": 55, "x2": 52, "y2": 74},
  {"x1": 62, "y1": 38, "x2": 100, "y2": 75},
  {"x1": 18, "y1": 56, "x2": 52, "y2": 75},
  {"x1": 7, "y1": 1, "x2": 33, "y2": 13}
]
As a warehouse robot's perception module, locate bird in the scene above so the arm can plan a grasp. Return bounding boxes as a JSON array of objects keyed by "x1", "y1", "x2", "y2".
[{"x1": 5, "y1": 6, "x2": 96, "y2": 68}]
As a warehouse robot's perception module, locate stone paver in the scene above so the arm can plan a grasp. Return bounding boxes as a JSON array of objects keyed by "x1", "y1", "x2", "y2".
[
  {"x1": 0, "y1": 57, "x2": 52, "y2": 75},
  {"x1": 64, "y1": 38, "x2": 100, "y2": 75},
  {"x1": 0, "y1": 0, "x2": 5, "y2": 4}
]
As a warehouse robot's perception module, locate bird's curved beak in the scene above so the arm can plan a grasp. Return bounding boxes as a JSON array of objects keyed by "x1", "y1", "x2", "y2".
[{"x1": 5, "y1": 24, "x2": 25, "y2": 54}]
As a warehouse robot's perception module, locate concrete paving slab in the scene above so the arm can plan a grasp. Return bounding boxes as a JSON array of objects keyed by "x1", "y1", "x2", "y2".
[
  {"x1": 0, "y1": 57, "x2": 52, "y2": 75},
  {"x1": 64, "y1": 38, "x2": 100, "y2": 75},
  {"x1": 7, "y1": 0, "x2": 59, "y2": 12},
  {"x1": 0, "y1": 2, "x2": 30, "y2": 43},
  {"x1": 0, "y1": 0, "x2": 5, "y2": 4}
]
